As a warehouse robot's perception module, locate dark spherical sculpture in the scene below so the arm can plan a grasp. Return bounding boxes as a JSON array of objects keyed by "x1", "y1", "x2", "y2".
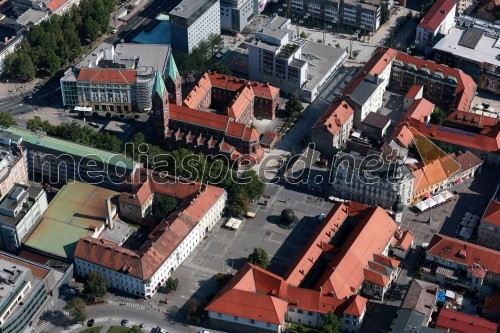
[{"x1": 281, "y1": 209, "x2": 296, "y2": 226}]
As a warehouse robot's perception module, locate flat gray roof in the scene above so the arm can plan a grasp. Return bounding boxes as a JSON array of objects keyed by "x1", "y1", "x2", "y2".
[
  {"x1": 0, "y1": 185, "x2": 43, "y2": 227},
  {"x1": 169, "y1": 0, "x2": 217, "y2": 19},
  {"x1": 350, "y1": 80, "x2": 379, "y2": 106},
  {"x1": 114, "y1": 43, "x2": 171, "y2": 74},
  {"x1": 434, "y1": 27, "x2": 500, "y2": 67},
  {"x1": 301, "y1": 41, "x2": 346, "y2": 92}
]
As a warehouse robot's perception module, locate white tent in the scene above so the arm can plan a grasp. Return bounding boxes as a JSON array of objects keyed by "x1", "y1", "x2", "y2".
[
  {"x1": 441, "y1": 190, "x2": 454, "y2": 201},
  {"x1": 225, "y1": 217, "x2": 243, "y2": 230},
  {"x1": 423, "y1": 197, "x2": 438, "y2": 208},
  {"x1": 433, "y1": 194, "x2": 446, "y2": 204},
  {"x1": 415, "y1": 201, "x2": 429, "y2": 212},
  {"x1": 459, "y1": 227, "x2": 472, "y2": 239}
]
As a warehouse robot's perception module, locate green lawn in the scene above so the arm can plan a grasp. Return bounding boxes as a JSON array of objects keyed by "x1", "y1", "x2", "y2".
[
  {"x1": 80, "y1": 327, "x2": 102, "y2": 333},
  {"x1": 108, "y1": 326, "x2": 144, "y2": 333}
]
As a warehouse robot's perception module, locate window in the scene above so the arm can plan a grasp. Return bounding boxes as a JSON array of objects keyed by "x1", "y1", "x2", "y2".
[
  {"x1": 234, "y1": 316, "x2": 238, "y2": 321},
  {"x1": 250, "y1": 319, "x2": 255, "y2": 324},
  {"x1": 267, "y1": 323, "x2": 271, "y2": 327},
  {"x1": 289, "y1": 308, "x2": 295, "y2": 313},
  {"x1": 297, "y1": 309, "x2": 303, "y2": 314},
  {"x1": 218, "y1": 313, "x2": 222, "y2": 318},
  {"x1": 308, "y1": 311, "x2": 313, "y2": 316}
]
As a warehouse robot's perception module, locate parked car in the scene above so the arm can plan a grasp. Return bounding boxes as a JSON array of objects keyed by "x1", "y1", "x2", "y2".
[
  {"x1": 87, "y1": 319, "x2": 95, "y2": 327},
  {"x1": 318, "y1": 213, "x2": 326, "y2": 222},
  {"x1": 139, "y1": 323, "x2": 146, "y2": 329},
  {"x1": 66, "y1": 288, "x2": 76, "y2": 295},
  {"x1": 121, "y1": 319, "x2": 128, "y2": 326}
]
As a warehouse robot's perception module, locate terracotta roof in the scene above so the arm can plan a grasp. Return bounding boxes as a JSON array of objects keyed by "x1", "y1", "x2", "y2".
[
  {"x1": 405, "y1": 85, "x2": 423, "y2": 99},
  {"x1": 396, "y1": 231, "x2": 414, "y2": 251},
  {"x1": 412, "y1": 154, "x2": 461, "y2": 192},
  {"x1": 436, "y1": 309, "x2": 497, "y2": 333},
  {"x1": 250, "y1": 81, "x2": 280, "y2": 100},
  {"x1": 284, "y1": 202, "x2": 371, "y2": 287},
  {"x1": 394, "y1": 53, "x2": 476, "y2": 113},
  {"x1": 77, "y1": 68, "x2": 137, "y2": 84},
  {"x1": 403, "y1": 98, "x2": 435, "y2": 123},
  {"x1": 170, "y1": 104, "x2": 229, "y2": 131},
  {"x1": 482, "y1": 200, "x2": 500, "y2": 227},
  {"x1": 445, "y1": 111, "x2": 500, "y2": 135},
  {"x1": 46, "y1": 0, "x2": 68, "y2": 12},
  {"x1": 343, "y1": 295, "x2": 367, "y2": 317},
  {"x1": 363, "y1": 268, "x2": 390, "y2": 286},
  {"x1": 287, "y1": 287, "x2": 346, "y2": 314},
  {"x1": 227, "y1": 85, "x2": 254, "y2": 120},
  {"x1": 206, "y1": 263, "x2": 288, "y2": 324},
  {"x1": 373, "y1": 253, "x2": 400, "y2": 269},
  {"x1": 391, "y1": 124, "x2": 414, "y2": 148},
  {"x1": 183, "y1": 73, "x2": 212, "y2": 109},
  {"x1": 313, "y1": 100, "x2": 354, "y2": 136},
  {"x1": 405, "y1": 119, "x2": 500, "y2": 153},
  {"x1": 427, "y1": 234, "x2": 500, "y2": 276},
  {"x1": 483, "y1": 292, "x2": 500, "y2": 315},
  {"x1": 418, "y1": 0, "x2": 456, "y2": 32},
  {"x1": 315, "y1": 207, "x2": 398, "y2": 299},
  {"x1": 75, "y1": 170, "x2": 225, "y2": 280},
  {"x1": 226, "y1": 121, "x2": 259, "y2": 140}
]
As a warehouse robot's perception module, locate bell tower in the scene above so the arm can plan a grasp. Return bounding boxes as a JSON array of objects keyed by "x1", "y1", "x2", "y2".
[
  {"x1": 165, "y1": 52, "x2": 182, "y2": 106},
  {"x1": 152, "y1": 70, "x2": 169, "y2": 143}
]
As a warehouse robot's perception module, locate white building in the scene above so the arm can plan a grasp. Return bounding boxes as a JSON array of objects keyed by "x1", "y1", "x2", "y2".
[
  {"x1": 220, "y1": 0, "x2": 255, "y2": 32},
  {"x1": 169, "y1": 0, "x2": 221, "y2": 54},
  {"x1": 416, "y1": 0, "x2": 457, "y2": 52},
  {"x1": 247, "y1": 16, "x2": 346, "y2": 102},
  {"x1": 74, "y1": 171, "x2": 227, "y2": 298},
  {"x1": 342, "y1": 48, "x2": 396, "y2": 126}
]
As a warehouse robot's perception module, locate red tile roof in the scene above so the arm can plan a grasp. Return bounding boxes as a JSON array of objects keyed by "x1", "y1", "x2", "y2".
[
  {"x1": 394, "y1": 53, "x2": 476, "y2": 113},
  {"x1": 445, "y1": 111, "x2": 500, "y2": 135},
  {"x1": 46, "y1": 0, "x2": 68, "y2": 12},
  {"x1": 405, "y1": 85, "x2": 423, "y2": 99},
  {"x1": 183, "y1": 73, "x2": 212, "y2": 109},
  {"x1": 78, "y1": 68, "x2": 137, "y2": 84},
  {"x1": 373, "y1": 253, "x2": 400, "y2": 269},
  {"x1": 483, "y1": 292, "x2": 500, "y2": 315},
  {"x1": 427, "y1": 234, "x2": 500, "y2": 275},
  {"x1": 313, "y1": 100, "x2": 354, "y2": 136},
  {"x1": 170, "y1": 104, "x2": 228, "y2": 131},
  {"x1": 75, "y1": 170, "x2": 225, "y2": 280},
  {"x1": 418, "y1": 0, "x2": 456, "y2": 32},
  {"x1": 343, "y1": 295, "x2": 367, "y2": 317},
  {"x1": 363, "y1": 268, "x2": 390, "y2": 286},
  {"x1": 436, "y1": 309, "x2": 497, "y2": 333},
  {"x1": 227, "y1": 85, "x2": 254, "y2": 120},
  {"x1": 315, "y1": 207, "x2": 398, "y2": 299},
  {"x1": 454, "y1": 151, "x2": 483, "y2": 171},
  {"x1": 287, "y1": 287, "x2": 346, "y2": 314},
  {"x1": 284, "y1": 202, "x2": 371, "y2": 287},
  {"x1": 482, "y1": 200, "x2": 500, "y2": 227},
  {"x1": 403, "y1": 98, "x2": 435, "y2": 123},
  {"x1": 404, "y1": 119, "x2": 500, "y2": 153},
  {"x1": 396, "y1": 231, "x2": 414, "y2": 251}
]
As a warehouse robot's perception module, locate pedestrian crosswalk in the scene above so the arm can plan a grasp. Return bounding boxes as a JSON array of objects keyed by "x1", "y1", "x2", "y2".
[
  {"x1": 107, "y1": 300, "x2": 145, "y2": 310},
  {"x1": 32, "y1": 320, "x2": 50, "y2": 333}
]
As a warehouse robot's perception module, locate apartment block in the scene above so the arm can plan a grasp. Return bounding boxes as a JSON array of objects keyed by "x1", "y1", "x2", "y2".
[
  {"x1": 220, "y1": 0, "x2": 254, "y2": 32},
  {"x1": 169, "y1": 0, "x2": 221, "y2": 54},
  {"x1": 477, "y1": 186, "x2": 500, "y2": 250},
  {"x1": 416, "y1": 0, "x2": 456, "y2": 52}
]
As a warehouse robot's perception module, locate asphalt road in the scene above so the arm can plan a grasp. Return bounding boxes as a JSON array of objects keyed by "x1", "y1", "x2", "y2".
[{"x1": 106, "y1": 0, "x2": 182, "y2": 44}]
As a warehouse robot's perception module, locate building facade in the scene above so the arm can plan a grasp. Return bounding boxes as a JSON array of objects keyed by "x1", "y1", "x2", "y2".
[
  {"x1": 247, "y1": 16, "x2": 346, "y2": 102},
  {"x1": 220, "y1": 0, "x2": 254, "y2": 32},
  {"x1": 0, "y1": 147, "x2": 27, "y2": 199},
  {"x1": 0, "y1": 184, "x2": 48, "y2": 253},
  {"x1": 1, "y1": 127, "x2": 139, "y2": 191},
  {"x1": 290, "y1": 0, "x2": 381, "y2": 33},
  {"x1": 169, "y1": 0, "x2": 221, "y2": 54},
  {"x1": 74, "y1": 171, "x2": 227, "y2": 298},
  {"x1": 477, "y1": 186, "x2": 500, "y2": 250},
  {"x1": 416, "y1": 0, "x2": 456, "y2": 52}
]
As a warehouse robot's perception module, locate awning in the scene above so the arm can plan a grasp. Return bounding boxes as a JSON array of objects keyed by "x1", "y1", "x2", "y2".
[
  {"x1": 246, "y1": 212, "x2": 256, "y2": 218},
  {"x1": 433, "y1": 194, "x2": 445, "y2": 204},
  {"x1": 445, "y1": 290, "x2": 456, "y2": 299},
  {"x1": 225, "y1": 217, "x2": 243, "y2": 230},
  {"x1": 423, "y1": 198, "x2": 438, "y2": 208},
  {"x1": 441, "y1": 190, "x2": 454, "y2": 201},
  {"x1": 415, "y1": 201, "x2": 429, "y2": 212}
]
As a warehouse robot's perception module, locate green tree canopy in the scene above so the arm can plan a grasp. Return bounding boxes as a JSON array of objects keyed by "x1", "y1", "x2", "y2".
[
  {"x1": 285, "y1": 95, "x2": 304, "y2": 117},
  {"x1": 227, "y1": 192, "x2": 249, "y2": 217},
  {"x1": 207, "y1": 33, "x2": 224, "y2": 58},
  {"x1": 381, "y1": 4, "x2": 390, "y2": 24},
  {"x1": 64, "y1": 297, "x2": 87, "y2": 324},
  {"x1": 83, "y1": 271, "x2": 107, "y2": 302},
  {"x1": 152, "y1": 196, "x2": 180, "y2": 219},
  {"x1": 248, "y1": 247, "x2": 270, "y2": 269},
  {"x1": 321, "y1": 311, "x2": 341, "y2": 333},
  {"x1": 430, "y1": 106, "x2": 446, "y2": 125},
  {"x1": 166, "y1": 277, "x2": 179, "y2": 292},
  {"x1": 4, "y1": 52, "x2": 36, "y2": 81},
  {"x1": 0, "y1": 112, "x2": 17, "y2": 128},
  {"x1": 300, "y1": 31, "x2": 308, "y2": 38}
]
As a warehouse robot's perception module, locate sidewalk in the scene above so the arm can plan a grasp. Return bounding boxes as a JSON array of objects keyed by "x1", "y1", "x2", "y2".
[{"x1": 0, "y1": 79, "x2": 41, "y2": 100}]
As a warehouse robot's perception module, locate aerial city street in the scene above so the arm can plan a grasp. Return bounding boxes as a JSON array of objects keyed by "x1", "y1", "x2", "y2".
[{"x1": 0, "y1": 0, "x2": 499, "y2": 332}]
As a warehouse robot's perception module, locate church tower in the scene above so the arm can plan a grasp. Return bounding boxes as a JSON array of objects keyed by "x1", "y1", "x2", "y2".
[
  {"x1": 152, "y1": 70, "x2": 169, "y2": 143},
  {"x1": 165, "y1": 53, "x2": 182, "y2": 106}
]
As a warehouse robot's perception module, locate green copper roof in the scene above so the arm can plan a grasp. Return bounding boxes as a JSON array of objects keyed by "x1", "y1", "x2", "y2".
[
  {"x1": 166, "y1": 53, "x2": 179, "y2": 81},
  {"x1": 153, "y1": 69, "x2": 166, "y2": 97}
]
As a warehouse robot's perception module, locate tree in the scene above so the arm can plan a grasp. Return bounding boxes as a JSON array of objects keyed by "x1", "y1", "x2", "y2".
[
  {"x1": 285, "y1": 94, "x2": 304, "y2": 117},
  {"x1": 215, "y1": 272, "x2": 233, "y2": 287},
  {"x1": 166, "y1": 277, "x2": 179, "y2": 292},
  {"x1": 212, "y1": 63, "x2": 232, "y2": 75},
  {"x1": 227, "y1": 192, "x2": 249, "y2": 216},
  {"x1": 185, "y1": 298, "x2": 201, "y2": 322},
  {"x1": 238, "y1": 170, "x2": 265, "y2": 200},
  {"x1": 248, "y1": 247, "x2": 270, "y2": 269},
  {"x1": 84, "y1": 17, "x2": 100, "y2": 42},
  {"x1": 320, "y1": 311, "x2": 341, "y2": 333},
  {"x1": 430, "y1": 106, "x2": 446, "y2": 125},
  {"x1": 83, "y1": 271, "x2": 107, "y2": 302},
  {"x1": 0, "y1": 112, "x2": 17, "y2": 128},
  {"x1": 4, "y1": 52, "x2": 36, "y2": 81},
  {"x1": 64, "y1": 297, "x2": 87, "y2": 324},
  {"x1": 300, "y1": 31, "x2": 308, "y2": 39},
  {"x1": 381, "y1": 4, "x2": 390, "y2": 24},
  {"x1": 41, "y1": 50, "x2": 62, "y2": 75},
  {"x1": 152, "y1": 196, "x2": 179, "y2": 219},
  {"x1": 207, "y1": 33, "x2": 224, "y2": 58}
]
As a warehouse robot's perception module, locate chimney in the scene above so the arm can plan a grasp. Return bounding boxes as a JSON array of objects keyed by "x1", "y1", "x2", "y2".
[{"x1": 106, "y1": 196, "x2": 114, "y2": 229}]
